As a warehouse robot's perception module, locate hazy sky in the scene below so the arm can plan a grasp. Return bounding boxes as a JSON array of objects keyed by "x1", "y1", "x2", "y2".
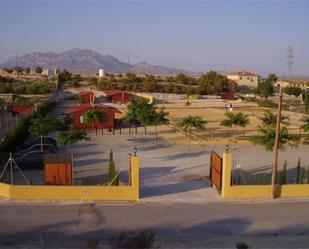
[{"x1": 0, "y1": 0, "x2": 308, "y2": 76}]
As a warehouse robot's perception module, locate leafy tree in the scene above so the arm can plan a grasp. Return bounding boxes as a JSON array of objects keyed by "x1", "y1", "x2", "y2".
[
  {"x1": 255, "y1": 74, "x2": 278, "y2": 98},
  {"x1": 198, "y1": 71, "x2": 229, "y2": 95},
  {"x1": 283, "y1": 87, "x2": 302, "y2": 97},
  {"x1": 126, "y1": 98, "x2": 169, "y2": 144},
  {"x1": 56, "y1": 128, "x2": 88, "y2": 147},
  {"x1": 58, "y1": 69, "x2": 72, "y2": 82},
  {"x1": 255, "y1": 81, "x2": 274, "y2": 98},
  {"x1": 3, "y1": 68, "x2": 13, "y2": 73},
  {"x1": 175, "y1": 73, "x2": 197, "y2": 85},
  {"x1": 143, "y1": 78, "x2": 159, "y2": 92},
  {"x1": 14, "y1": 66, "x2": 23, "y2": 73},
  {"x1": 35, "y1": 66, "x2": 43, "y2": 74},
  {"x1": 84, "y1": 109, "x2": 107, "y2": 132},
  {"x1": 220, "y1": 112, "x2": 250, "y2": 129},
  {"x1": 266, "y1": 73, "x2": 278, "y2": 83},
  {"x1": 25, "y1": 67, "x2": 31, "y2": 74},
  {"x1": 126, "y1": 98, "x2": 147, "y2": 125},
  {"x1": 301, "y1": 116, "x2": 309, "y2": 132},
  {"x1": 125, "y1": 72, "x2": 140, "y2": 83},
  {"x1": 108, "y1": 150, "x2": 119, "y2": 186},
  {"x1": 28, "y1": 115, "x2": 58, "y2": 150}
]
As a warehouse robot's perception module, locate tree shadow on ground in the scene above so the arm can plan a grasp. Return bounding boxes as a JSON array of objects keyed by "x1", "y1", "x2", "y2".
[
  {"x1": 68, "y1": 143, "x2": 97, "y2": 149},
  {"x1": 74, "y1": 150, "x2": 104, "y2": 158},
  {"x1": 156, "y1": 151, "x2": 205, "y2": 161},
  {"x1": 140, "y1": 166, "x2": 176, "y2": 180},
  {"x1": 74, "y1": 158, "x2": 107, "y2": 167}
]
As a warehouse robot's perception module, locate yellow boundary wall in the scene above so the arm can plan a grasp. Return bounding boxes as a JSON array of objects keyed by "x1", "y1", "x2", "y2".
[
  {"x1": 0, "y1": 156, "x2": 139, "y2": 201},
  {"x1": 222, "y1": 153, "x2": 309, "y2": 199}
]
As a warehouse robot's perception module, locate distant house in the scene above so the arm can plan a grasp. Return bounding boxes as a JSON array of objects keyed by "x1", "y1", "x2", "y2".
[
  {"x1": 104, "y1": 90, "x2": 135, "y2": 104},
  {"x1": 276, "y1": 80, "x2": 309, "y2": 90},
  {"x1": 11, "y1": 105, "x2": 34, "y2": 116},
  {"x1": 80, "y1": 91, "x2": 94, "y2": 104},
  {"x1": 227, "y1": 71, "x2": 261, "y2": 87},
  {"x1": 65, "y1": 103, "x2": 121, "y2": 129}
]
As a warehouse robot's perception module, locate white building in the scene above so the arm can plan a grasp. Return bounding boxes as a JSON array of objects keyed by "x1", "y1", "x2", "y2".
[
  {"x1": 99, "y1": 69, "x2": 105, "y2": 77},
  {"x1": 227, "y1": 71, "x2": 261, "y2": 87}
]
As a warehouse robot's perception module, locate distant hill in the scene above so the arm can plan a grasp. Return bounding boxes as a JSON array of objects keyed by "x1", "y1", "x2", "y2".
[{"x1": 1, "y1": 48, "x2": 188, "y2": 75}]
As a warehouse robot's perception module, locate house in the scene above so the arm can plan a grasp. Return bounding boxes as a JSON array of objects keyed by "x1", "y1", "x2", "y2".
[
  {"x1": 11, "y1": 105, "x2": 34, "y2": 116},
  {"x1": 227, "y1": 71, "x2": 261, "y2": 87},
  {"x1": 218, "y1": 92, "x2": 235, "y2": 100},
  {"x1": 80, "y1": 91, "x2": 94, "y2": 104},
  {"x1": 276, "y1": 80, "x2": 309, "y2": 90},
  {"x1": 104, "y1": 90, "x2": 135, "y2": 104},
  {"x1": 65, "y1": 103, "x2": 121, "y2": 129}
]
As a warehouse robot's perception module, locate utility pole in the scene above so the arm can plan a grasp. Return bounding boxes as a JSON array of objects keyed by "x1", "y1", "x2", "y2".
[{"x1": 271, "y1": 87, "x2": 283, "y2": 199}]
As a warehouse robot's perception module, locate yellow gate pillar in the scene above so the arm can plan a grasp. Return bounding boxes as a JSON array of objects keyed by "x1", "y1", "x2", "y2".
[
  {"x1": 221, "y1": 152, "x2": 233, "y2": 198},
  {"x1": 130, "y1": 155, "x2": 140, "y2": 200}
]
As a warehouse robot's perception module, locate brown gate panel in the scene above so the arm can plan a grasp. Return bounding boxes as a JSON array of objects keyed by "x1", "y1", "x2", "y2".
[{"x1": 210, "y1": 151, "x2": 223, "y2": 192}]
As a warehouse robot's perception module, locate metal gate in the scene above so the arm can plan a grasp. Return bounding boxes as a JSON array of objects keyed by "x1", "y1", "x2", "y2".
[{"x1": 210, "y1": 151, "x2": 223, "y2": 192}]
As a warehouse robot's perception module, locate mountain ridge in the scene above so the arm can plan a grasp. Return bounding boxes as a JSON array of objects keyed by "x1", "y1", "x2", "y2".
[{"x1": 1, "y1": 48, "x2": 189, "y2": 75}]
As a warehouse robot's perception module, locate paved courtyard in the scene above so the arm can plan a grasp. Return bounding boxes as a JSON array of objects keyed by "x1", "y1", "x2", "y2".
[{"x1": 59, "y1": 128, "x2": 309, "y2": 203}]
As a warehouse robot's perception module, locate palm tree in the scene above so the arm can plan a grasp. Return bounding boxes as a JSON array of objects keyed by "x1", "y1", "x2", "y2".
[
  {"x1": 177, "y1": 115, "x2": 206, "y2": 143},
  {"x1": 220, "y1": 111, "x2": 250, "y2": 129},
  {"x1": 84, "y1": 109, "x2": 107, "y2": 133},
  {"x1": 260, "y1": 110, "x2": 290, "y2": 128},
  {"x1": 28, "y1": 115, "x2": 58, "y2": 151},
  {"x1": 56, "y1": 128, "x2": 88, "y2": 147}
]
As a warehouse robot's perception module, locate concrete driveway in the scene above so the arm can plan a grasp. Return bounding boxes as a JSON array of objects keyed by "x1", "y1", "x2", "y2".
[{"x1": 62, "y1": 130, "x2": 219, "y2": 203}]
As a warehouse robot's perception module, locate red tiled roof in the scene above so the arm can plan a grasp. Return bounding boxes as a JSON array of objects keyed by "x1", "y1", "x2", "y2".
[
  {"x1": 65, "y1": 103, "x2": 121, "y2": 114},
  {"x1": 104, "y1": 90, "x2": 133, "y2": 96},
  {"x1": 228, "y1": 71, "x2": 260, "y2": 77}
]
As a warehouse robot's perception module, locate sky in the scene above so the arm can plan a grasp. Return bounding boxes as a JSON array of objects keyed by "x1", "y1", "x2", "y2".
[{"x1": 0, "y1": 0, "x2": 308, "y2": 76}]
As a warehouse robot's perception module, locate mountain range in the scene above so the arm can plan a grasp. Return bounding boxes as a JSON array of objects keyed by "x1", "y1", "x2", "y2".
[{"x1": 1, "y1": 48, "x2": 188, "y2": 75}]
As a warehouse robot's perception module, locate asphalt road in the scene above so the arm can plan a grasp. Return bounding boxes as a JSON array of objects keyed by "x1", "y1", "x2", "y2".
[{"x1": 1, "y1": 201, "x2": 309, "y2": 248}]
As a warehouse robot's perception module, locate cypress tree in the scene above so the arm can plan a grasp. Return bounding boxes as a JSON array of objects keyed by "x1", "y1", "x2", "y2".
[
  {"x1": 297, "y1": 158, "x2": 301, "y2": 184},
  {"x1": 280, "y1": 160, "x2": 287, "y2": 185},
  {"x1": 108, "y1": 150, "x2": 119, "y2": 186}
]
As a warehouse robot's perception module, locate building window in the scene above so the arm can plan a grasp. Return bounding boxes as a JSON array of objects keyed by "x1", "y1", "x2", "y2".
[{"x1": 80, "y1": 115, "x2": 84, "y2": 123}]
